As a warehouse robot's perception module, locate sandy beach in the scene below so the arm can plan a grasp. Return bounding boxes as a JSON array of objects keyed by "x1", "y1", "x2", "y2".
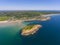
[
  {"x1": 0, "y1": 20, "x2": 23, "y2": 27},
  {"x1": 0, "y1": 21, "x2": 8, "y2": 23}
]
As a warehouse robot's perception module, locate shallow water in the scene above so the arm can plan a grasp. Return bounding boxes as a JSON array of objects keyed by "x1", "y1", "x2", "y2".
[
  {"x1": 0, "y1": 14, "x2": 60, "y2": 45},
  {"x1": 0, "y1": 22, "x2": 29, "y2": 45}
]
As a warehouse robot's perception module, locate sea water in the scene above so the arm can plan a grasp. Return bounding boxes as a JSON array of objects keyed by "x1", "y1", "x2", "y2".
[
  {"x1": 0, "y1": 22, "x2": 29, "y2": 45},
  {"x1": 0, "y1": 14, "x2": 60, "y2": 45},
  {"x1": 22, "y1": 14, "x2": 60, "y2": 45}
]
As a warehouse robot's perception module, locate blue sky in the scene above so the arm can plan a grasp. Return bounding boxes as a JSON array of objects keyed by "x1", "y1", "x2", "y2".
[{"x1": 0, "y1": 0, "x2": 60, "y2": 10}]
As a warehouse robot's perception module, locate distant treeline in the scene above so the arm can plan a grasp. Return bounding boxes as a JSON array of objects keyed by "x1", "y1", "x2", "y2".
[{"x1": 0, "y1": 11, "x2": 60, "y2": 20}]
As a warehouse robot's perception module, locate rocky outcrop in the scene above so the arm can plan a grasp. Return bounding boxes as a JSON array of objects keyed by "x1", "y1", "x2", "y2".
[{"x1": 21, "y1": 25, "x2": 42, "y2": 36}]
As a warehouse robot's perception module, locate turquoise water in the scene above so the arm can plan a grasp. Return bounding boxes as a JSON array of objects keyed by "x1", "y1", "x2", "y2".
[
  {"x1": 0, "y1": 14, "x2": 60, "y2": 45},
  {"x1": 0, "y1": 22, "x2": 29, "y2": 45}
]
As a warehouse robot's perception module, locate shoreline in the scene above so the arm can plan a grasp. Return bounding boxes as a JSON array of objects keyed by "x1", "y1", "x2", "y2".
[
  {"x1": 0, "y1": 14, "x2": 53, "y2": 24},
  {"x1": 0, "y1": 20, "x2": 23, "y2": 23},
  {"x1": 0, "y1": 21, "x2": 8, "y2": 23},
  {"x1": 0, "y1": 20, "x2": 23, "y2": 27}
]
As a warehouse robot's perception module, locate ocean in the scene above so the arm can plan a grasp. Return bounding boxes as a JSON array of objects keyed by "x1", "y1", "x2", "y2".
[{"x1": 0, "y1": 14, "x2": 60, "y2": 45}]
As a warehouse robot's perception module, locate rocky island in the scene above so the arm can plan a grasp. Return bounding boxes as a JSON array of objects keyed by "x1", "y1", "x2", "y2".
[{"x1": 21, "y1": 25, "x2": 42, "y2": 36}]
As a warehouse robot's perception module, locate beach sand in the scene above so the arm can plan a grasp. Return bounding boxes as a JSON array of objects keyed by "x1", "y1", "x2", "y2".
[{"x1": 0, "y1": 20, "x2": 23, "y2": 27}]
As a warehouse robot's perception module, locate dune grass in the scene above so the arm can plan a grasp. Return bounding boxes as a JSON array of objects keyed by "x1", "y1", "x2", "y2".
[{"x1": 0, "y1": 16, "x2": 10, "y2": 21}]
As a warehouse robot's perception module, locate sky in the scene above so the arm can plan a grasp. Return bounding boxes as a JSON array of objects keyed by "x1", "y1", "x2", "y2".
[{"x1": 0, "y1": 0, "x2": 60, "y2": 10}]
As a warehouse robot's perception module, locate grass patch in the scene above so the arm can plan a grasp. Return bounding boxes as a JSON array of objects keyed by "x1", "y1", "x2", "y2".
[
  {"x1": 0, "y1": 16, "x2": 10, "y2": 21},
  {"x1": 23, "y1": 25, "x2": 34, "y2": 30}
]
